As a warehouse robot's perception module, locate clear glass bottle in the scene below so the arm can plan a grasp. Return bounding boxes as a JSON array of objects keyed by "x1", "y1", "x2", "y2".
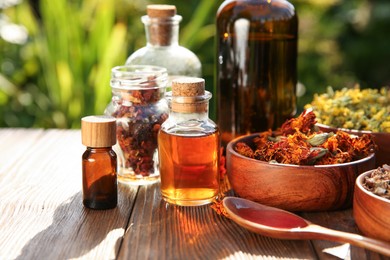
[
  {"x1": 81, "y1": 115, "x2": 117, "y2": 210},
  {"x1": 158, "y1": 77, "x2": 220, "y2": 206},
  {"x1": 105, "y1": 65, "x2": 169, "y2": 185},
  {"x1": 216, "y1": 0, "x2": 298, "y2": 147},
  {"x1": 126, "y1": 5, "x2": 202, "y2": 85}
]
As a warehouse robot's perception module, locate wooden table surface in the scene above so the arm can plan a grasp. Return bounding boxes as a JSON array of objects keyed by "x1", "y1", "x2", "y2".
[{"x1": 0, "y1": 128, "x2": 388, "y2": 260}]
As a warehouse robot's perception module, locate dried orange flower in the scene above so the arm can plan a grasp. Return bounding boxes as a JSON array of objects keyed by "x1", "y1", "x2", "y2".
[
  {"x1": 219, "y1": 147, "x2": 227, "y2": 179},
  {"x1": 211, "y1": 201, "x2": 228, "y2": 217},
  {"x1": 211, "y1": 197, "x2": 229, "y2": 218},
  {"x1": 235, "y1": 110, "x2": 376, "y2": 165}
]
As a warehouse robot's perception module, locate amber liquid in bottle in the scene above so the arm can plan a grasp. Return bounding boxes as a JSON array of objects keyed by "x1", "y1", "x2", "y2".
[
  {"x1": 216, "y1": 0, "x2": 298, "y2": 146},
  {"x1": 82, "y1": 147, "x2": 118, "y2": 209},
  {"x1": 158, "y1": 130, "x2": 220, "y2": 206}
]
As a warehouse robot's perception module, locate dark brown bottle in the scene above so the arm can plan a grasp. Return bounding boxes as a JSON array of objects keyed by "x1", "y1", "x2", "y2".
[
  {"x1": 81, "y1": 115, "x2": 118, "y2": 210},
  {"x1": 216, "y1": 0, "x2": 298, "y2": 146}
]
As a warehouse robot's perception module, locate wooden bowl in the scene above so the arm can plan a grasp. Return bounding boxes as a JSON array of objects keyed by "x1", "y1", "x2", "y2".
[
  {"x1": 226, "y1": 134, "x2": 376, "y2": 212},
  {"x1": 353, "y1": 170, "x2": 390, "y2": 242},
  {"x1": 317, "y1": 123, "x2": 390, "y2": 167}
]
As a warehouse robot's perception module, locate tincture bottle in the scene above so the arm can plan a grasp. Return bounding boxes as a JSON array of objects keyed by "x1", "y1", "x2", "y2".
[
  {"x1": 81, "y1": 115, "x2": 117, "y2": 210},
  {"x1": 216, "y1": 0, "x2": 298, "y2": 146},
  {"x1": 158, "y1": 77, "x2": 220, "y2": 206},
  {"x1": 126, "y1": 4, "x2": 202, "y2": 85}
]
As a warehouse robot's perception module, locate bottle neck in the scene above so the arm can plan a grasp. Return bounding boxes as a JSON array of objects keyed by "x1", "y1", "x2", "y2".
[
  {"x1": 87, "y1": 147, "x2": 112, "y2": 151},
  {"x1": 168, "y1": 100, "x2": 211, "y2": 124},
  {"x1": 110, "y1": 65, "x2": 168, "y2": 104},
  {"x1": 142, "y1": 15, "x2": 182, "y2": 47},
  {"x1": 164, "y1": 103, "x2": 216, "y2": 137},
  {"x1": 169, "y1": 108, "x2": 210, "y2": 122},
  {"x1": 166, "y1": 90, "x2": 212, "y2": 122}
]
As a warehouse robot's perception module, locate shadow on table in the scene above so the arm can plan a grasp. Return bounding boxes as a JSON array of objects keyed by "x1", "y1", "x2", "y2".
[{"x1": 15, "y1": 190, "x2": 129, "y2": 259}]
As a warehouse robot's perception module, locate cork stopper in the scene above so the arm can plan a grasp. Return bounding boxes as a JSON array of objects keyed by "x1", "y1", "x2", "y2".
[
  {"x1": 171, "y1": 78, "x2": 208, "y2": 113},
  {"x1": 145, "y1": 5, "x2": 179, "y2": 46},
  {"x1": 172, "y1": 77, "x2": 205, "y2": 97},
  {"x1": 81, "y1": 116, "x2": 117, "y2": 147},
  {"x1": 147, "y1": 5, "x2": 176, "y2": 18}
]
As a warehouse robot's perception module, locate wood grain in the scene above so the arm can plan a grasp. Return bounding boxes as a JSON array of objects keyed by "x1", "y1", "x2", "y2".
[
  {"x1": 0, "y1": 129, "x2": 386, "y2": 259},
  {"x1": 302, "y1": 210, "x2": 388, "y2": 259},
  {"x1": 118, "y1": 182, "x2": 315, "y2": 259},
  {"x1": 0, "y1": 129, "x2": 137, "y2": 259}
]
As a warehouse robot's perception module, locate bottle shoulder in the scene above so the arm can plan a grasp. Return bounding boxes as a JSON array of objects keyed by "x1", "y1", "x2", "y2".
[
  {"x1": 126, "y1": 46, "x2": 201, "y2": 77},
  {"x1": 161, "y1": 117, "x2": 218, "y2": 136},
  {"x1": 217, "y1": 0, "x2": 297, "y2": 22},
  {"x1": 82, "y1": 147, "x2": 116, "y2": 159},
  {"x1": 127, "y1": 45, "x2": 200, "y2": 60}
]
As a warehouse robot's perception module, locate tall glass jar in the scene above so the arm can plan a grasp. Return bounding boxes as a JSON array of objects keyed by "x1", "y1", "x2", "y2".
[
  {"x1": 216, "y1": 0, "x2": 298, "y2": 147},
  {"x1": 126, "y1": 5, "x2": 202, "y2": 85},
  {"x1": 105, "y1": 65, "x2": 168, "y2": 185}
]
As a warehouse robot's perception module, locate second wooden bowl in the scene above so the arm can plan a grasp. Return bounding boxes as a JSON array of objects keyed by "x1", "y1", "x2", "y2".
[
  {"x1": 226, "y1": 134, "x2": 376, "y2": 212},
  {"x1": 353, "y1": 170, "x2": 390, "y2": 242}
]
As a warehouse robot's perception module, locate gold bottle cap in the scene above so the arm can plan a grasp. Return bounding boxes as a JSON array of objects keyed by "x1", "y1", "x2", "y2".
[
  {"x1": 171, "y1": 77, "x2": 207, "y2": 113},
  {"x1": 81, "y1": 115, "x2": 116, "y2": 147},
  {"x1": 147, "y1": 5, "x2": 176, "y2": 18}
]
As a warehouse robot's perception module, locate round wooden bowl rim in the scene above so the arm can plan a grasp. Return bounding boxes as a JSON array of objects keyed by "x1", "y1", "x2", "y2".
[
  {"x1": 227, "y1": 133, "x2": 375, "y2": 169},
  {"x1": 356, "y1": 170, "x2": 390, "y2": 204}
]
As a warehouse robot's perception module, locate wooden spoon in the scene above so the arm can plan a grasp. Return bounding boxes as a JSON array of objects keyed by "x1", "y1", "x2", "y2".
[{"x1": 223, "y1": 197, "x2": 390, "y2": 257}]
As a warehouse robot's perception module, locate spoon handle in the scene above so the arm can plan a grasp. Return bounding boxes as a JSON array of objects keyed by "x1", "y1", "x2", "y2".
[{"x1": 304, "y1": 224, "x2": 390, "y2": 257}]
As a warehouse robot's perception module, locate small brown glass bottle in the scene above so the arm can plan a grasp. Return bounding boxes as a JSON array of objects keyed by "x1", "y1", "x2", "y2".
[{"x1": 81, "y1": 115, "x2": 118, "y2": 210}]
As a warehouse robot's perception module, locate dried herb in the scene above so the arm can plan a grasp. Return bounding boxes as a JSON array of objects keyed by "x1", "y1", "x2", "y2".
[
  {"x1": 363, "y1": 165, "x2": 390, "y2": 200},
  {"x1": 235, "y1": 110, "x2": 376, "y2": 165},
  {"x1": 305, "y1": 86, "x2": 390, "y2": 133},
  {"x1": 211, "y1": 197, "x2": 229, "y2": 218},
  {"x1": 219, "y1": 147, "x2": 227, "y2": 179},
  {"x1": 112, "y1": 78, "x2": 168, "y2": 177}
]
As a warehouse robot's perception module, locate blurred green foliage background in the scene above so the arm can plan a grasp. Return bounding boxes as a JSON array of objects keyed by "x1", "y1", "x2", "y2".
[{"x1": 1, "y1": 0, "x2": 389, "y2": 128}]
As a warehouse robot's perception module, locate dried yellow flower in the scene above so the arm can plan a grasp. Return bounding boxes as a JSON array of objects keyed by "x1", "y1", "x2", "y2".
[{"x1": 305, "y1": 86, "x2": 390, "y2": 133}]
